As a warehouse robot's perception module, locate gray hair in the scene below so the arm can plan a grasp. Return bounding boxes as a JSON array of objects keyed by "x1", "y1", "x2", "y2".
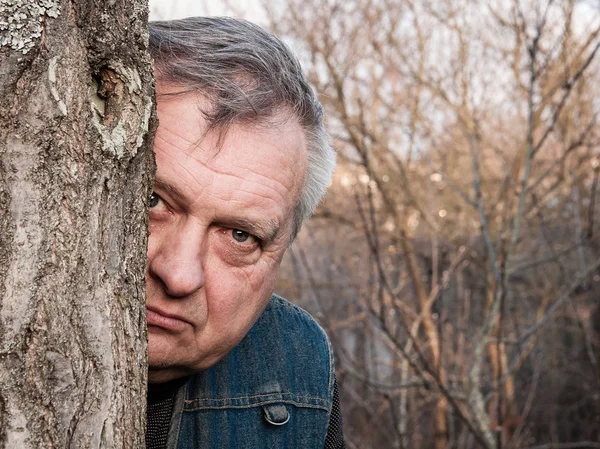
[{"x1": 148, "y1": 17, "x2": 336, "y2": 240}]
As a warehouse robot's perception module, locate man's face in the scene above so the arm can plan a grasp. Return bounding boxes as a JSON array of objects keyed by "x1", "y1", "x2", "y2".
[{"x1": 147, "y1": 84, "x2": 307, "y2": 383}]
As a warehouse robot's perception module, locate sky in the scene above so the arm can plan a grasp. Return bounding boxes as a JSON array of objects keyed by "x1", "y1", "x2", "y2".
[
  {"x1": 149, "y1": 0, "x2": 265, "y2": 22},
  {"x1": 148, "y1": 0, "x2": 599, "y2": 38}
]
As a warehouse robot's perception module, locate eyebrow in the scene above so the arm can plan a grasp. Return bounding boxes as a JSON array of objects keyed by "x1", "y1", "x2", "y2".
[
  {"x1": 152, "y1": 178, "x2": 281, "y2": 244},
  {"x1": 153, "y1": 178, "x2": 187, "y2": 203}
]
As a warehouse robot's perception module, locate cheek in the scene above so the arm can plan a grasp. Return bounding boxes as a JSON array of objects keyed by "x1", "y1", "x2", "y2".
[
  {"x1": 203, "y1": 255, "x2": 277, "y2": 315},
  {"x1": 147, "y1": 220, "x2": 167, "y2": 257},
  {"x1": 146, "y1": 232, "x2": 157, "y2": 258},
  {"x1": 203, "y1": 253, "x2": 256, "y2": 301},
  {"x1": 244, "y1": 261, "x2": 278, "y2": 294}
]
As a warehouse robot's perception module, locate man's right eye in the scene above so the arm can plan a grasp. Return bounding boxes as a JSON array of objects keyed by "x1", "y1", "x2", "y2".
[{"x1": 148, "y1": 192, "x2": 164, "y2": 209}]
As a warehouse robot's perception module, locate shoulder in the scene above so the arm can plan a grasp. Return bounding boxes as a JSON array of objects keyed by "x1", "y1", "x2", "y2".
[
  {"x1": 257, "y1": 293, "x2": 333, "y2": 357},
  {"x1": 241, "y1": 293, "x2": 335, "y2": 401},
  {"x1": 184, "y1": 294, "x2": 335, "y2": 410}
]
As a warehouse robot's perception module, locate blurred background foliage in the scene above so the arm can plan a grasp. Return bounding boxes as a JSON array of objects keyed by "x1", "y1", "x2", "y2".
[{"x1": 151, "y1": 1, "x2": 600, "y2": 448}]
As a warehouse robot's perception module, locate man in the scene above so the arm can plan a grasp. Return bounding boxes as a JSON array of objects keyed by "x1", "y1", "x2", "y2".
[{"x1": 145, "y1": 17, "x2": 343, "y2": 449}]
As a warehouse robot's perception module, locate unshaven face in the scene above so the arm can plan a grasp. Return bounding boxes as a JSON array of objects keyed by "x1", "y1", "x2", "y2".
[{"x1": 146, "y1": 83, "x2": 307, "y2": 383}]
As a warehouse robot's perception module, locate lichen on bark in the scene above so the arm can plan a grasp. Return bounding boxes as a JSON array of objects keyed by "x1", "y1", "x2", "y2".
[{"x1": 0, "y1": 0, "x2": 61, "y2": 54}]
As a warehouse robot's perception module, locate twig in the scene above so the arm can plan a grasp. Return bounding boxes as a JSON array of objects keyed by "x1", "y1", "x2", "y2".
[
  {"x1": 501, "y1": 256, "x2": 600, "y2": 346},
  {"x1": 526, "y1": 116, "x2": 596, "y2": 195},
  {"x1": 588, "y1": 164, "x2": 599, "y2": 238},
  {"x1": 507, "y1": 353, "x2": 542, "y2": 448},
  {"x1": 507, "y1": 241, "x2": 583, "y2": 275},
  {"x1": 341, "y1": 357, "x2": 428, "y2": 390},
  {"x1": 466, "y1": 128, "x2": 499, "y2": 449}
]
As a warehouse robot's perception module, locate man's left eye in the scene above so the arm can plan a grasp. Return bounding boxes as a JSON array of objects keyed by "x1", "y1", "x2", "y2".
[{"x1": 232, "y1": 229, "x2": 251, "y2": 243}]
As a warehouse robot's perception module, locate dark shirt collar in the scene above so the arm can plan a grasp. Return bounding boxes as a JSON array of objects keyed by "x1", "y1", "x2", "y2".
[{"x1": 147, "y1": 376, "x2": 187, "y2": 405}]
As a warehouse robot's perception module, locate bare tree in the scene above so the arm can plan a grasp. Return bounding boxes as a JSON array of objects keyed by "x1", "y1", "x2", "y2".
[{"x1": 265, "y1": 1, "x2": 600, "y2": 448}]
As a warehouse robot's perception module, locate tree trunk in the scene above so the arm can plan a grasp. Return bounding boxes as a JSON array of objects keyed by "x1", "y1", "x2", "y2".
[
  {"x1": 397, "y1": 232, "x2": 448, "y2": 449},
  {"x1": 0, "y1": 1, "x2": 155, "y2": 447}
]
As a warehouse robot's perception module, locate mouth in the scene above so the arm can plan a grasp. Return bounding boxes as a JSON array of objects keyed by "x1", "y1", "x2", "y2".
[{"x1": 146, "y1": 307, "x2": 189, "y2": 331}]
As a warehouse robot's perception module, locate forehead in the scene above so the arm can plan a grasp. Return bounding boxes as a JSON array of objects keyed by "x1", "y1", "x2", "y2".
[{"x1": 154, "y1": 85, "x2": 307, "y2": 239}]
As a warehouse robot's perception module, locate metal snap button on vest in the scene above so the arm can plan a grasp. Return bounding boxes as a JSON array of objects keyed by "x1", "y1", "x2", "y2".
[{"x1": 263, "y1": 404, "x2": 290, "y2": 426}]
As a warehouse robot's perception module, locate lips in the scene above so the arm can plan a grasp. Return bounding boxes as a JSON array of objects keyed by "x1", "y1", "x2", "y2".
[{"x1": 146, "y1": 307, "x2": 189, "y2": 331}]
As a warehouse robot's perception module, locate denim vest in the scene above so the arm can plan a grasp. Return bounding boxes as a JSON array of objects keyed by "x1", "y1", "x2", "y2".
[{"x1": 165, "y1": 295, "x2": 335, "y2": 449}]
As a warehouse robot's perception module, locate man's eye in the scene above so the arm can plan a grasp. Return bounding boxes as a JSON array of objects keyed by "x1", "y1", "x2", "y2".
[
  {"x1": 148, "y1": 192, "x2": 163, "y2": 209},
  {"x1": 232, "y1": 229, "x2": 252, "y2": 243}
]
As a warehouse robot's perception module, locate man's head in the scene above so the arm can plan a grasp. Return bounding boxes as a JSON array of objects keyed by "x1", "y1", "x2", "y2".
[
  {"x1": 149, "y1": 17, "x2": 335, "y2": 239},
  {"x1": 146, "y1": 17, "x2": 335, "y2": 382}
]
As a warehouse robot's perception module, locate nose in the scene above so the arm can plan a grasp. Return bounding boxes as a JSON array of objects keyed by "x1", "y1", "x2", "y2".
[{"x1": 147, "y1": 221, "x2": 205, "y2": 298}]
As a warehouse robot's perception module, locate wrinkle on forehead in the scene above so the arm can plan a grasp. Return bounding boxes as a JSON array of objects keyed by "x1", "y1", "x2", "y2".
[
  {"x1": 155, "y1": 128, "x2": 202, "y2": 154},
  {"x1": 157, "y1": 120, "x2": 304, "y2": 203},
  {"x1": 188, "y1": 149, "x2": 293, "y2": 199},
  {"x1": 155, "y1": 144, "x2": 291, "y2": 211},
  {"x1": 153, "y1": 146, "x2": 290, "y2": 244},
  {"x1": 154, "y1": 88, "x2": 308, "y2": 244}
]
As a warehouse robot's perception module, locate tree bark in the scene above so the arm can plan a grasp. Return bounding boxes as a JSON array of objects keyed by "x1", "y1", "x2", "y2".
[{"x1": 0, "y1": 0, "x2": 155, "y2": 447}]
